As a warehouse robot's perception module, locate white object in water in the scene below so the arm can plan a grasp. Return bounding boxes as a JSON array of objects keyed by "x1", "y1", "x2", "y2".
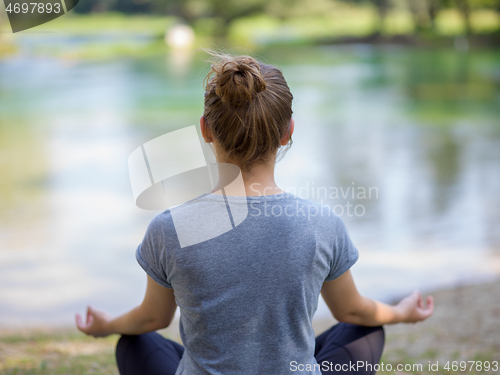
[{"x1": 165, "y1": 24, "x2": 195, "y2": 49}]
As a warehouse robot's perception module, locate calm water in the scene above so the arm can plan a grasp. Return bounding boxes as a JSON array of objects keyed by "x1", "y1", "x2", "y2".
[{"x1": 1, "y1": 41, "x2": 500, "y2": 326}]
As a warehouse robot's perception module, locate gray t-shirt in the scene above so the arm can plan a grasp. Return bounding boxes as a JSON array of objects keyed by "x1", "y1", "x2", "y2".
[{"x1": 136, "y1": 191, "x2": 359, "y2": 375}]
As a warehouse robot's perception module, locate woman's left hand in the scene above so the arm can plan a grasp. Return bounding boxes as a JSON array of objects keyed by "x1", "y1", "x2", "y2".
[{"x1": 76, "y1": 306, "x2": 114, "y2": 338}]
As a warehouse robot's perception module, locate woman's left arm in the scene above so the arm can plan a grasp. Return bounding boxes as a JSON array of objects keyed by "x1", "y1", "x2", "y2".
[{"x1": 76, "y1": 275, "x2": 177, "y2": 338}]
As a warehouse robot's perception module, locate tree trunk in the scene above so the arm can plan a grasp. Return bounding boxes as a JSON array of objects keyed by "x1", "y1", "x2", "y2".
[
  {"x1": 456, "y1": 0, "x2": 472, "y2": 35},
  {"x1": 408, "y1": 0, "x2": 427, "y2": 33},
  {"x1": 427, "y1": 0, "x2": 440, "y2": 33},
  {"x1": 374, "y1": 0, "x2": 388, "y2": 36}
]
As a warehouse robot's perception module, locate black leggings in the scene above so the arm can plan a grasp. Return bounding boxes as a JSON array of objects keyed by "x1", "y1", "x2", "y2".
[{"x1": 115, "y1": 323, "x2": 385, "y2": 375}]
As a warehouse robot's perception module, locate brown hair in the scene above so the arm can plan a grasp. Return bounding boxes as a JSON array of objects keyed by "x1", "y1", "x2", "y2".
[{"x1": 202, "y1": 51, "x2": 293, "y2": 172}]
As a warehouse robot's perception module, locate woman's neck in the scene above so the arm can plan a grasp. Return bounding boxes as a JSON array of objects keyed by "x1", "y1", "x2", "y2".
[
  {"x1": 210, "y1": 145, "x2": 285, "y2": 197},
  {"x1": 240, "y1": 161, "x2": 285, "y2": 197},
  {"x1": 209, "y1": 159, "x2": 284, "y2": 197}
]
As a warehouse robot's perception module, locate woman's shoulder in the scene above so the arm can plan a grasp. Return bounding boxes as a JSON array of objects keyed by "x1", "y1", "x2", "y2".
[{"x1": 144, "y1": 209, "x2": 174, "y2": 238}]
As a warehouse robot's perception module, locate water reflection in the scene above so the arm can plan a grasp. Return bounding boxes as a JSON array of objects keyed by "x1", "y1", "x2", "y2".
[{"x1": 0, "y1": 43, "x2": 499, "y2": 325}]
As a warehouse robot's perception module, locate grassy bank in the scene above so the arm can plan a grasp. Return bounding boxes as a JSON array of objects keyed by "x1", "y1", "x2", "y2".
[
  {"x1": 378, "y1": 278, "x2": 500, "y2": 374},
  {"x1": 229, "y1": 8, "x2": 500, "y2": 47},
  {"x1": 0, "y1": 8, "x2": 499, "y2": 61},
  {"x1": 1, "y1": 278, "x2": 499, "y2": 375},
  {"x1": 0, "y1": 329, "x2": 119, "y2": 375},
  {"x1": 1, "y1": 6, "x2": 498, "y2": 38},
  {"x1": 0, "y1": 11, "x2": 176, "y2": 35}
]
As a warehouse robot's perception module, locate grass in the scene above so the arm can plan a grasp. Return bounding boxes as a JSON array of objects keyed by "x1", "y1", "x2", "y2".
[
  {"x1": 229, "y1": 8, "x2": 500, "y2": 47},
  {"x1": 0, "y1": 12, "x2": 178, "y2": 60},
  {"x1": 2, "y1": 273, "x2": 500, "y2": 375},
  {"x1": 1, "y1": 6, "x2": 499, "y2": 60},
  {"x1": 1, "y1": 321, "x2": 498, "y2": 375},
  {"x1": 0, "y1": 328, "x2": 119, "y2": 375},
  {"x1": 0, "y1": 327, "x2": 180, "y2": 375},
  {"x1": 0, "y1": 12, "x2": 177, "y2": 35}
]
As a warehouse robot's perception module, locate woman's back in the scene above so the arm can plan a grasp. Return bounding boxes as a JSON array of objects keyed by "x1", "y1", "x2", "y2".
[
  {"x1": 76, "y1": 51, "x2": 432, "y2": 375},
  {"x1": 137, "y1": 192, "x2": 359, "y2": 374}
]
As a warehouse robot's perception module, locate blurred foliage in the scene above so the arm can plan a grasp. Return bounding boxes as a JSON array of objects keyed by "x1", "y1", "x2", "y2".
[
  {"x1": 0, "y1": 0, "x2": 498, "y2": 51},
  {"x1": 0, "y1": 0, "x2": 498, "y2": 60},
  {"x1": 67, "y1": 0, "x2": 500, "y2": 37}
]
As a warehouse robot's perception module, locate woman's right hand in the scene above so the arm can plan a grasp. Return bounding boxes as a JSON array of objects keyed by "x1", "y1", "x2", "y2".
[
  {"x1": 396, "y1": 290, "x2": 434, "y2": 323},
  {"x1": 76, "y1": 306, "x2": 114, "y2": 338}
]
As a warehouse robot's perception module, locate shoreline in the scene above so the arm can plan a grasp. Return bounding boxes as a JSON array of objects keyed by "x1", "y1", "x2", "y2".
[
  {"x1": 1, "y1": 277, "x2": 499, "y2": 374},
  {"x1": 312, "y1": 33, "x2": 500, "y2": 48}
]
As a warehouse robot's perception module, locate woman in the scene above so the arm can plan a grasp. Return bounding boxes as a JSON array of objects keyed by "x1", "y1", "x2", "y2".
[{"x1": 76, "y1": 52, "x2": 434, "y2": 375}]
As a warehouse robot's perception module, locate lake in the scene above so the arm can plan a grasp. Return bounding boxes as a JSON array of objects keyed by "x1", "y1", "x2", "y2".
[{"x1": 1, "y1": 40, "x2": 499, "y2": 326}]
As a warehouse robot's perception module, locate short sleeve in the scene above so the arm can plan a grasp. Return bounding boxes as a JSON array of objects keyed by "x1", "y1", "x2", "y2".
[
  {"x1": 135, "y1": 214, "x2": 173, "y2": 289},
  {"x1": 324, "y1": 215, "x2": 359, "y2": 281}
]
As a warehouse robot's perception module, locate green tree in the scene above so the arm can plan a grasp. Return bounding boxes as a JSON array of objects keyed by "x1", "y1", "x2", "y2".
[{"x1": 167, "y1": 0, "x2": 269, "y2": 36}]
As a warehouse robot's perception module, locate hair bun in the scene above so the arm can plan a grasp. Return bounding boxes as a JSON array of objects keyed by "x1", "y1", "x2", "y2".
[{"x1": 212, "y1": 56, "x2": 267, "y2": 106}]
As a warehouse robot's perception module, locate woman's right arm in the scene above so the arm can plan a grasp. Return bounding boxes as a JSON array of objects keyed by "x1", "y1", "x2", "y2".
[
  {"x1": 76, "y1": 275, "x2": 177, "y2": 337},
  {"x1": 321, "y1": 269, "x2": 434, "y2": 326}
]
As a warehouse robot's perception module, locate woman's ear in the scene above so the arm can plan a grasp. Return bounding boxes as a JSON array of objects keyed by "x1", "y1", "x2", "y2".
[
  {"x1": 280, "y1": 118, "x2": 295, "y2": 146},
  {"x1": 200, "y1": 116, "x2": 213, "y2": 143}
]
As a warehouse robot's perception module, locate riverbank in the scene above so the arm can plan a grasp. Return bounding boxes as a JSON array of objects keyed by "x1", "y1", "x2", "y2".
[
  {"x1": 379, "y1": 278, "x2": 500, "y2": 373},
  {"x1": 1, "y1": 10, "x2": 499, "y2": 61},
  {"x1": 1, "y1": 277, "x2": 499, "y2": 375},
  {"x1": 317, "y1": 277, "x2": 500, "y2": 374}
]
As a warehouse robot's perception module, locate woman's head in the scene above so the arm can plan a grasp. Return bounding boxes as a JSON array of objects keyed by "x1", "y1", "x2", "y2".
[{"x1": 201, "y1": 51, "x2": 294, "y2": 173}]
